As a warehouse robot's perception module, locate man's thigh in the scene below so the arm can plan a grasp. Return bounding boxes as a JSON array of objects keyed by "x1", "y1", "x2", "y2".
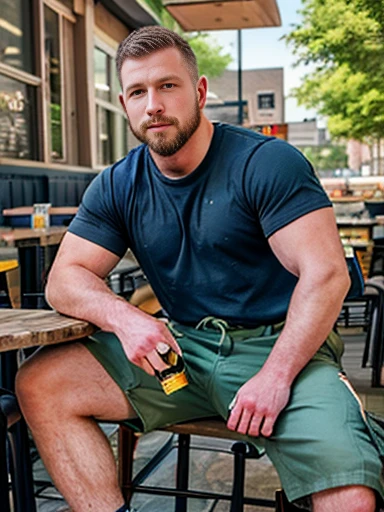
[
  {"x1": 17, "y1": 341, "x2": 134, "y2": 422},
  {"x1": 262, "y1": 362, "x2": 383, "y2": 504}
]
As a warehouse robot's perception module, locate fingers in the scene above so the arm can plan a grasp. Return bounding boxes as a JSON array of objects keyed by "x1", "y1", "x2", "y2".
[
  {"x1": 260, "y1": 416, "x2": 276, "y2": 438},
  {"x1": 140, "y1": 358, "x2": 155, "y2": 376},
  {"x1": 163, "y1": 331, "x2": 182, "y2": 356},
  {"x1": 228, "y1": 409, "x2": 274, "y2": 437},
  {"x1": 122, "y1": 316, "x2": 183, "y2": 371},
  {"x1": 227, "y1": 400, "x2": 276, "y2": 438},
  {"x1": 145, "y1": 350, "x2": 169, "y2": 373}
]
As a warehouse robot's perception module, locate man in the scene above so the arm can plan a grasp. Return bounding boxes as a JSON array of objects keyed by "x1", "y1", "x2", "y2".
[{"x1": 16, "y1": 26, "x2": 383, "y2": 512}]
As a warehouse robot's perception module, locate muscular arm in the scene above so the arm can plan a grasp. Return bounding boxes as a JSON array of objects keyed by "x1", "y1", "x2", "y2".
[
  {"x1": 46, "y1": 232, "x2": 181, "y2": 374},
  {"x1": 227, "y1": 207, "x2": 350, "y2": 436}
]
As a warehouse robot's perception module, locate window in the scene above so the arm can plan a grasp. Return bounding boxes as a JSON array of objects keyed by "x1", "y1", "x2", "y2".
[
  {"x1": 45, "y1": 6, "x2": 63, "y2": 161},
  {"x1": 0, "y1": 0, "x2": 38, "y2": 160},
  {"x1": 0, "y1": 0, "x2": 34, "y2": 72},
  {"x1": 0, "y1": 0, "x2": 78, "y2": 164},
  {"x1": 258, "y1": 93, "x2": 275, "y2": 110},
  {"x1": 0, "y1": 75, "x2": 37, "y2": 159},
  {"x1": 94, "y1": 44, "x2": 128, "y2": 166},
  {"x1": 44, "y1": 3, "x2": 77, "y2": 164}
]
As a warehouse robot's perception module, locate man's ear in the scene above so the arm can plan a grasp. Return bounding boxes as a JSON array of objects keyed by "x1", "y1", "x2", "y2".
[
  {"x1": 119, "y1": 93, "x2": 128, "y2": 116},
  {"x1": 196, "y1": 76, "x2": 209, "y2": 109}
]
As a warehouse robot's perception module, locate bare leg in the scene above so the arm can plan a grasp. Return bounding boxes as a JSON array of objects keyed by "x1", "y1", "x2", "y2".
[
  {"x1": 16, "y1": 342, "x2": 137, "y2": 512},
  {"x1": 312, "y1": 485, "x2": 377, "y2": 512}
]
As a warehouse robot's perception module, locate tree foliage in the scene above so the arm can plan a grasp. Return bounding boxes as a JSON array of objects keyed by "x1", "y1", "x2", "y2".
[
  {"x1": 284, "y1": 0, "x2": 384, "y2": 141},
  {"x1": 139, "y1": 0, "x2": 232, "y2": 78},
  {"x1": 302, "y1": 144, "x2": 348, "y2": 173}
]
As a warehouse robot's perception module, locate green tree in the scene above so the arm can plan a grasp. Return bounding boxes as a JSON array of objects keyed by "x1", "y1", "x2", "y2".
[
  {"x1": 284, "y1": 0, "x2": 384, "y2": 144},
  {"x1": 139, "y1": 0, "x2": 232, "y2": 78},
  {"x1": 302, "y1": 144, "x2": 348, "y2": 174}
]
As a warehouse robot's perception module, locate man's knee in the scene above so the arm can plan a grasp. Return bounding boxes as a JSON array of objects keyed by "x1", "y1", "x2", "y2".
[
  {"x1": 16, "y1": 351, "x2": 57, "y2": 413},
  {"x1": 312, "y1": 485, "x2": 377, "y2": 512},
  {"x1": 15, "y1": 345, "x2": 79, "y2": 418}
]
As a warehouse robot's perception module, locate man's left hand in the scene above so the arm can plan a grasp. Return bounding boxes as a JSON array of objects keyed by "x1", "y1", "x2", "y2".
[{"x1": 226, "y1": 369, "x2": 291, "y2": 437}]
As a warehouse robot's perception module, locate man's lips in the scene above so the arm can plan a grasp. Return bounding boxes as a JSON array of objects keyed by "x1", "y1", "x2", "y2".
[{"x1": 147, "y1": 123, "x2": 173, "y2": 132}]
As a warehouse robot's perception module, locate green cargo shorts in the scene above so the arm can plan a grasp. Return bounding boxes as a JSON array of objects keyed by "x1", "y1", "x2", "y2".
[{"x1": 84, "y1": 318, "x2": 384, "y2": 505}]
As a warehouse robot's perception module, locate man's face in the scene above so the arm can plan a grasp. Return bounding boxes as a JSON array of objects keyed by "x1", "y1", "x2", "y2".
[{"x1": 120, "y1": 48, "x2": 201, "y2": 157}]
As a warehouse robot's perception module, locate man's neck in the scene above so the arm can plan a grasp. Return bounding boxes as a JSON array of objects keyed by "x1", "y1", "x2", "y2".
[{"x1": 149, "y1": 116, "x2": 214, "y2": 179}]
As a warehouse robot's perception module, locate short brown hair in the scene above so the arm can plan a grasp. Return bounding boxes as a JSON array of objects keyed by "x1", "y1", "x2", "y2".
[{"x1": 116, "y1": 26, "x2": 198, "y2": 86}]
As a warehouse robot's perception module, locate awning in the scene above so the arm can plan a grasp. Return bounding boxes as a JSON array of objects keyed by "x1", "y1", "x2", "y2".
[
  {"x1": 97, "y1": 0, "x2": 159, "y2": 29},
  {"x1": 162, "y1": 0, "x2": 281, "y2": 32}
]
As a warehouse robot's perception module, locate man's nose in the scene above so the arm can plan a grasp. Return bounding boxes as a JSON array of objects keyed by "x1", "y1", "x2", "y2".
[{"x1": 146, "y1": 90, "x2": 164, "y2": 117}]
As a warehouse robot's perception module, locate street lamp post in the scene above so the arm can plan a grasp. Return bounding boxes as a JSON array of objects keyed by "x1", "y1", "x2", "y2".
[{"x1": 237, "y1": 29, "x2": 243, "y2": 125}]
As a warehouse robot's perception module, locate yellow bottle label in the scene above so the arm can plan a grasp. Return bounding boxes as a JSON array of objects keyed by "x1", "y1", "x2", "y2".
[{"x1": 161, "y1": 371, "x2": 189, "y2": 395}]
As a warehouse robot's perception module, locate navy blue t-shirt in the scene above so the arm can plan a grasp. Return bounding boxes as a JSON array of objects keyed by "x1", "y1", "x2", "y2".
[{"x1": 69, "y1": 123, "x2": 332, "y2": 326}]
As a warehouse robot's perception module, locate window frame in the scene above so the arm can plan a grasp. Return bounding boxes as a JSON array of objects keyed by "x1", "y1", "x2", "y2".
[
  {"x1": 0, "y1": 0, "x2": 42, "y2": 161},
  {"x1": 257, "y1": 92, "x2": 275, "y2": 110},
  {"x1": 94, "y1": 36, "x2": 128, "y2": 169},
  {"x1": 0, "y1": 0, "x2": 85, "y2": 167},
  {"x1": 43, "y1": 0, "x2": 77, "y2": 164}
]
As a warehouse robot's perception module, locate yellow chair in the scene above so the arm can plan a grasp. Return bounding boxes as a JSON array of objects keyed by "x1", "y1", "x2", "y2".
[{"x1": 0, "y1": 259, "x2": 20, "y2": 308}]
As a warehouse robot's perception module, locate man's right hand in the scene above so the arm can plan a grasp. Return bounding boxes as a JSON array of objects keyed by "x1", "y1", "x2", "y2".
[{"x1": 115, "y1": 310, "x2": 182, "y2": 376}]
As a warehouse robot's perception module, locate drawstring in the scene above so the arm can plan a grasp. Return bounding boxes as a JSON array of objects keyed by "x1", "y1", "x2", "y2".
[
  {"x1": 167, "y1": 321, "x2": 184, "y2": 338},
  {"x1": 196, "y1": 316, "x2": 232, "y2": 352}
]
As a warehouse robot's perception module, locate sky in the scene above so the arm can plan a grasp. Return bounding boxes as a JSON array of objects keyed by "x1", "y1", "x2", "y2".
[{"x1": 205, "y1": 0, "x2": 318, "y2": 123}]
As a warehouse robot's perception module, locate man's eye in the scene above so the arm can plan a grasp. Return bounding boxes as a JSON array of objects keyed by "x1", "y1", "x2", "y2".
[
  {"x1": 131, "y1": 89, "x2": 143, "y2": 96},
  {"x1": 162, "y1": 83, "x2": 174, "y2": 89}
]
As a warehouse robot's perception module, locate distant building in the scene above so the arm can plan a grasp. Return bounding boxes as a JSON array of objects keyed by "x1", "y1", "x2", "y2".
[
  {"x1": 287, "y1": 119, "x2": 327, "y2": 148},
  {"x1": 206, "y1": 68, "x2": 284, "y2": 127}
]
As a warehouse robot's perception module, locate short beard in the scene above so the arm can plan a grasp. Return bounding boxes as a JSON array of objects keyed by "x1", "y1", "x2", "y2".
[{"x1": 129, "y1": 100, "x2": 201, "y2": 157}]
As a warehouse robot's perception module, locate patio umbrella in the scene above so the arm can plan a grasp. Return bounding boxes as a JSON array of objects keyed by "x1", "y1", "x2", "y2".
[{"x1": 162, "y1": 0, "x2": 281, "y2": 124}]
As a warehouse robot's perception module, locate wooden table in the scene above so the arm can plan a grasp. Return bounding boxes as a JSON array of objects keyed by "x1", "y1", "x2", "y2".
[
  {"x1": 0, "y1": 309, "x2": 96, "y2": 353},
  {"x1": 2, "y1": 207, "x2": 78, "y2": 229},
  {"x1": 0, "y1": 226, "x2": 67, "y2": 247},
  {"x1": 0, "y1": 309, "x2": 96, "y2": 512}
]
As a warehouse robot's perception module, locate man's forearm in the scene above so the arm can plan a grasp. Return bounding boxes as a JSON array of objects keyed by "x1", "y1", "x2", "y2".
[
  {"x1": 45, "y1": 264, "x2": 139, "y2": 333},
  {"x1": 261, "y1": 268, "x2": 350, "y2": 384}
]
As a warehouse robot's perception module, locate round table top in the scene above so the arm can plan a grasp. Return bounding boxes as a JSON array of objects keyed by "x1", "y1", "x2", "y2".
[{"x1": 0, "y1": 309, "x2": 97, "y2": 352}]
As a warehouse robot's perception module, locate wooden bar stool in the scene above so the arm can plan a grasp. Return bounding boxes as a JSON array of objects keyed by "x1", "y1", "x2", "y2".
[{"x1": 119, "y1": 417, "x2": 299, "y2": 511}]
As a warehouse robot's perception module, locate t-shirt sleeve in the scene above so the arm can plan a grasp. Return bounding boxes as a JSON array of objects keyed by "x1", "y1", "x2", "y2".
[
  {"x1": 68, "y1": 166, "x2": 129, "y2": 257},
  {"x1": 244, "y1": 139, "x2": 332, "y2": 238}
]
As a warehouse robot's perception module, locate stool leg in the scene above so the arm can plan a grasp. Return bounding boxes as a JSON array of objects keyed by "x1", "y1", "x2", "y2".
[
  {"x1": 0, "y1": 413, "x2": 11, "y2": 512},
  {"x1": 230, "y1": 441, "x2": 247, "y2": 512},
  {"x1": 118, "y1": 426, "x2": 137, "y2": 506},
  {"x1": 8, "y1": 419, "x2": 36, "y2": 512},
  {"x1": 175, "y1": 433, "x2": 190, "y2": 512}
]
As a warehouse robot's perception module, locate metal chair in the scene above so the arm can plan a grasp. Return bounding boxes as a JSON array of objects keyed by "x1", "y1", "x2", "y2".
[
  {"x1": 0, "y1": 261, "x2": 36, "y2": 511},
  {"x1": 338, "y1": 276, "x2": 384, "y2": 387},
  {"x1": 0, "y1": 389, "x2": 36, "y2": 512},
  {"x1": 369, "y1": 245, "x2": 384, "y2": 278}
]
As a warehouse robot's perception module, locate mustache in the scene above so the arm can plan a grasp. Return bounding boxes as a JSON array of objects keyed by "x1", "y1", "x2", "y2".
[{"x1": 141, "y1": 115, "x2": 179, "y2": 130}]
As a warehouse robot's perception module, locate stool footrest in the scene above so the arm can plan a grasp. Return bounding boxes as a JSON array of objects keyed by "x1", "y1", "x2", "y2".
[{"x1": 128, "y1": 484, "x2": 275, "y2": 507}]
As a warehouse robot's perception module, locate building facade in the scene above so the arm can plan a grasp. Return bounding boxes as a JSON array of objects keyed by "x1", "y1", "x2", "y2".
[
  {"x1": 205, "y1": 68, "x2": 284, "y2": 127},
  {"x1": 0, "y1": 0, "x2": 156, "y2": 223}
]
